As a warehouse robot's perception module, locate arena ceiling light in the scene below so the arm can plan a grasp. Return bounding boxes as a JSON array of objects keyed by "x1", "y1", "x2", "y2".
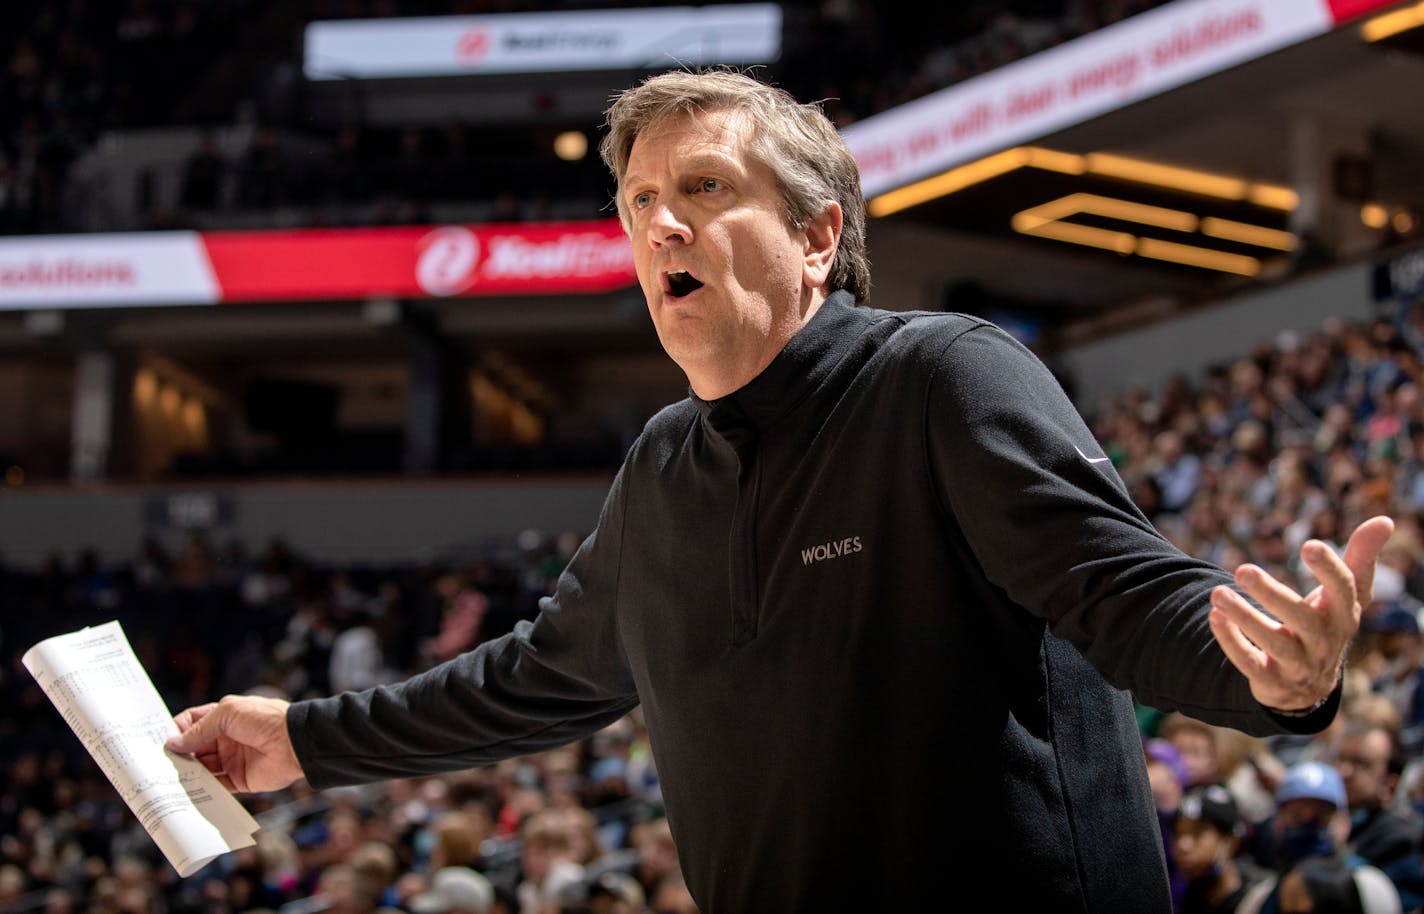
[
  {"x1": 869, "y1": 144, "x2": 1298, "y2": 276},
  {"x1": 868, "y1": 146, "x2": 1298, "y2": 217},
  {"x1": 1360, "y1": 1, "x2": 1424, "y2": 41},
  {"x1": 1010, "y1": 192, "x2": 1296, "y2": 277}
]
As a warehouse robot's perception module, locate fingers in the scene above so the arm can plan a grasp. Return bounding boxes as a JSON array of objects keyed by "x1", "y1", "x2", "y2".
[
  {"x1": 1299, "y1": 539, "x2": 1357, "y2": 627},
  {"x1": 1340, "y1": 515, "x2": 1395, "y2": 608},
  {"x1": 1212, "y1": 578, "x2": 1301, "y2": 662},
  {"x1": 1208, "y1": 600, "x2": 1268, "y2": 677},
  {"x1": 172, "y1": 702, "x2": 216, "y2": 734},
  {"x1": 166, "y1": 702, "x2": 223, "y2": 754}
]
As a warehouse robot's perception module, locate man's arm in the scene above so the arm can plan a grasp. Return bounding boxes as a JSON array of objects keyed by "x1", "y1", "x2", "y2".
[
  {"x1": 167, "y1": 695, "x2": 302, "y2": 794},
  {"x1": 169, "y1": 464, "x2": 640, "y2": 792},
  {"x1": 1208, "y1": 516, "x2": 1391, "y2": 713},
  {"x1": 924, "y1": 321, "x2": 1388, "y2": 732}
]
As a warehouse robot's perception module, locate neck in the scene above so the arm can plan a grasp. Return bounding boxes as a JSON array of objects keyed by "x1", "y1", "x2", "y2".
[
  {"x1": 686, "y1": 291, "x2": 828, "y2": 400},
  {"x1": 1205, "y1": 864, "x2": 1241, "y2": 904}
]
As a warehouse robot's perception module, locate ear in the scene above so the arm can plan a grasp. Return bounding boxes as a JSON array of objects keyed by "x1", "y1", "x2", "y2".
[{"x1": 802, "y1": 202, "x2": 843, "y2": 290}]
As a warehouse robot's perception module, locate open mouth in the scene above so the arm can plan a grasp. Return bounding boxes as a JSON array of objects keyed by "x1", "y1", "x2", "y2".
[{"x1": 665, "y1": 269, "x2": 704, "y2": 299}]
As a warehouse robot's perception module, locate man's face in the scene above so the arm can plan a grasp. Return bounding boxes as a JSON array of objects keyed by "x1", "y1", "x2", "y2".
[
  {"x1": 1169, "y1": 728, "x2": 1217, "y2": 786},
  {"x1": 1336, "y1": 730, "x2": 1393, "y2": 809},
  {"x1": 621, "y1": 109, "x2": 828, "y2": 397},
  {"x1": 1171, "y1": 818, "x2": 1231, "y2": 881}
]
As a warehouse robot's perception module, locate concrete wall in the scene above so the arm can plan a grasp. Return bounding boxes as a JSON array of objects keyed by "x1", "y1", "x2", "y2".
[
  {"x1": 0, "y1": 475, "x2": 616, "y2": 569},
  {"x1": 1058, "y1": 261, "x2": 1378, "y2": 413}
]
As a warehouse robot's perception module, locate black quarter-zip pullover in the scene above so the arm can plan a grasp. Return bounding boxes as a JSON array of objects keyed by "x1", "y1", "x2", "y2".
[{"x1": 289, "y1": 290, "x2": 1336, "y2": 912}]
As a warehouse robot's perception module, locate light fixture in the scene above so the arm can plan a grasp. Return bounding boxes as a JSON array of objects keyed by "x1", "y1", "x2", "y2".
[
  {"x1": 159, "y1": 384, "x2": 182, "y2": 416},
  {"x1": 868, "y1": 148, "x2": 1031, "y2": 217},
  {"x1": 1013, "y1": 192, "x2": 1281, "y2": 276},
  {"x1": 182, "y1": 398, "x2": 207, "y2": 434},
  {"x1": 1362, "y1": 203, "x2": 1390, "y2": 229},
  {"x1": 1199, "y1": 217, "x2": 1297, "y2": 251},
  {"x1": 867, "y1": 146, "x2": 1298, "y2": 216},
  {"x1": 1136, "y1": 238, "x2": 1261, "y2": 277},
  {"x1": 868, "y1": 145, "x2": 1295, "y2": 276},
  {"x1": 1012, "y1": 217, "x2": 1137, "y2": 255},
  {"x1": 1361, "y1": 1, "x2": 1424, "y2": 42},
  {"x1": 553, "y1": 130, "x2": 588, "y2": 162},
  {"x1": 133, "y1": 369, "x2": 158, "y2": 408},
  {"x1": 1085, "y1": 153, "x2": 1248, "y2": 201}
]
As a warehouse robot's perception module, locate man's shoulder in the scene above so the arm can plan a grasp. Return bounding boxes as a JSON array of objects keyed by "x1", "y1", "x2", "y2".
[
  {"x1": 620, "y1": 398, "x2": 698, "y2": 471},
  {"x1": 641, "y1": 398, "x2": 697, "y2": 437},
  {"x1": 859, "y1": 305, "x2": 1014, "y2": 360},
  {"x1": 861, "y1": 304, "x2": 988, "y2": 336}
]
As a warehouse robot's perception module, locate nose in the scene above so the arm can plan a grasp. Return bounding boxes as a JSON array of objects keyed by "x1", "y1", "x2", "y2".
[{"x1": 647, "y1": 199, "x2": 692, "y2": 249}]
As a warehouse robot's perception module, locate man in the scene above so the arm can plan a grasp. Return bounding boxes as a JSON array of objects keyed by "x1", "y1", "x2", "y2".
[
  {"x1": 409, "y1": 867, "x2": 495, "y2": 914},
  {"x1": 1239, "y1": 761, "x2": 1401, "y2": 913},
  {"x1": 1365, "y1": 601, "x2": 1424, "y2": 746},
  {"x1": 1333, "y1": 719, "x2": 1424, "y2": 909},
  {"x1": 165, "y1": 69, "x2": 1394, "y2": 911},
  {"x1": 1172, "y1": 783, "x2": 1268, "y2": 913}
]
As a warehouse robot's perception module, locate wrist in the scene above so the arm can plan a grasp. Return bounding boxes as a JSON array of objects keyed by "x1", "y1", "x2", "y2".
[
  {"x1": 1265, "y1": 692, "x2": 1332, "y2": 718},
  {"x1": 1265, "y1": 672, "x2": 1342, "y2": 718}
]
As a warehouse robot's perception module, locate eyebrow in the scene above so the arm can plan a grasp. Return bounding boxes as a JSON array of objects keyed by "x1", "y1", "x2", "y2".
[{"x1": 623, "y1": 153, "x2": 742, "y2": 191}]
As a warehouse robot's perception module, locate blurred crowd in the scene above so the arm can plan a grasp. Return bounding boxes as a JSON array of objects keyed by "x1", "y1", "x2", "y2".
[
  {"x1": 5, "y1": 295, "x2": 1424, "y2": 912},
  {"x1": 1096, "y1": 296, "x2": 1424, "y2": 912},
  {"x1": 9, "y1": 1, "x2": 1420, "y2": 910},
  {"x1": 0, "y1": 528, "x2": 690, "y2": 914},
  {"x1": 0, "y1": 0, "x2": 1169, "y2": 235}
]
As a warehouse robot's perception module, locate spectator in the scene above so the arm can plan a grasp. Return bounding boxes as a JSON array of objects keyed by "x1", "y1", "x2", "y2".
[
  {"x1": 409, "y1": 866, "x2": 494, "y2": 914},
  {"x1": 1154, "y1": 429, "x2": 1204, "y2": 515},
  {"x1": 179, "y1": 130, "x2": 226, "y2": 211},
  {"x1": 1149, "y1": 737, "x2": 1194, "y2": 908},
  {"x1": 1254, "y1": 761, "x2": 1354, "y2": 874},
  {"x1": 1171, "y1": 783, "x2": 1269, "y2": 913},
  {"x1": 238, "y1": 126, "x2": 287, "y2": 209},
  {"x1": 1331, "y1": 720, "x2": 1424, "y2": 909},
  {"x1": 514, "y1": 810, "x2": 584, "y2": 914},
  {"x1": 1161, "y1": 712, "x2": 1226, "y2": 789},
  {"x1": 426, "y1": 810, "x2": 489, "y2": 873},
  {"x1": 585, "y1": 871, "x2": 643, "y2": 914},
  {"x1": 1270, "y1": 855, "x2": 1401, "y2": 914},
  {"x1": 1240, "y1": 761, "x2": 1400, "y2": 912},
  {"x1": 1364, "y1": 604, "x2": 1424, "y2": 746},
  {"x1": 648, "y1": 871, "x2": 699, "y2": 914}
]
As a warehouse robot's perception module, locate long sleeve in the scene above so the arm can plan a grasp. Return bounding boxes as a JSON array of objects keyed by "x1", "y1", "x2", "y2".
[
  {"x1": 288, "y1": 466, "x2": 640, "y2": 788},
  {"x1": 924, "y1": 321, "x2": 1335, "y2": 735}
]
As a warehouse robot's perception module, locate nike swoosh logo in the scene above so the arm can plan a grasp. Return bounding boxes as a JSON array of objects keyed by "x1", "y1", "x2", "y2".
[{"x1": 1075, "y1": 445, "x2": 1112, "y2": 465}]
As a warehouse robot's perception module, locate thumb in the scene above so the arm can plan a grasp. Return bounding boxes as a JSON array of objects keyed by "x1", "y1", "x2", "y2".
[{"x1": 1342, "y1": 515, "x2": 1396, "y2": 608}]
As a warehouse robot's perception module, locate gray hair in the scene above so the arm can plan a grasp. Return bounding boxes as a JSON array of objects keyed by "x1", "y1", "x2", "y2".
[{"x1": 599, "y1": 68, "x2": 871, "y2": 303}]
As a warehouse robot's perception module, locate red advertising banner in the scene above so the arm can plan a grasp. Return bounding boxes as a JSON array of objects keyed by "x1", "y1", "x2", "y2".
[
  {"x1": 203, "y1": 220, "x2": 637, "y2": 302},
  {"x1": 0, "y1": 220, "x2": 637, "y2": 309},
  {"x1": 1325, "y1": 0, "x2": 1406, "y2": 24}
]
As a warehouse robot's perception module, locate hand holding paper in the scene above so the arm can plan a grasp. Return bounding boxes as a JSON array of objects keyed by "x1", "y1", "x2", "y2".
[
  {"x1": 167, "y1": 695, "x2": 303, "y2": 794},
  {"x1": 23, "y1": 621, "x2": 261, "y2": 877}
]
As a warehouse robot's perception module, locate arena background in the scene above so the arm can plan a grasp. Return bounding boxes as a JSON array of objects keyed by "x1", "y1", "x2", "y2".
[{"x1": 3, "y1": 1, "x2": 1424, "y2": 913}]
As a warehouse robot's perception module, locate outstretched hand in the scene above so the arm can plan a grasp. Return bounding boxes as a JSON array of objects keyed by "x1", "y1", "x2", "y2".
[
  {"x1": 165, "y1": 694, "x2": 304, "y2": 794},
  {"x1": 1208, "y1": 515, "x2": 1395, "y2": 714}
]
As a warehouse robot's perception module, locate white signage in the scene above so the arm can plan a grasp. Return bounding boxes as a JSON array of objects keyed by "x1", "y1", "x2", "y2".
[
  {"x1": 841, "y1": 0, "x2": 1336, "y2": 198},
  {"x1": 0, "y1": 233, "x2": 219, "y2": 309},
  {"x1": 304, "y1": 4, "x2": 782, "y2": 80}
]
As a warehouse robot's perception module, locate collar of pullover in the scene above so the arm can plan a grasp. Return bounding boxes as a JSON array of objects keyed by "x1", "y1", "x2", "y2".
[{"x1": 692, "y1": 289, "x2": 863, "y2": 455}]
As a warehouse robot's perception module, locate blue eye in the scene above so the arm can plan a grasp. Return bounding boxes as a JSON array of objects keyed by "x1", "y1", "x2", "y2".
[
  {"x1": 632, "y1": 192, "x2": 653, "y2": 209},
  {"x1": 699, "y1": 178, "x2": 722, "y2": 193}
]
